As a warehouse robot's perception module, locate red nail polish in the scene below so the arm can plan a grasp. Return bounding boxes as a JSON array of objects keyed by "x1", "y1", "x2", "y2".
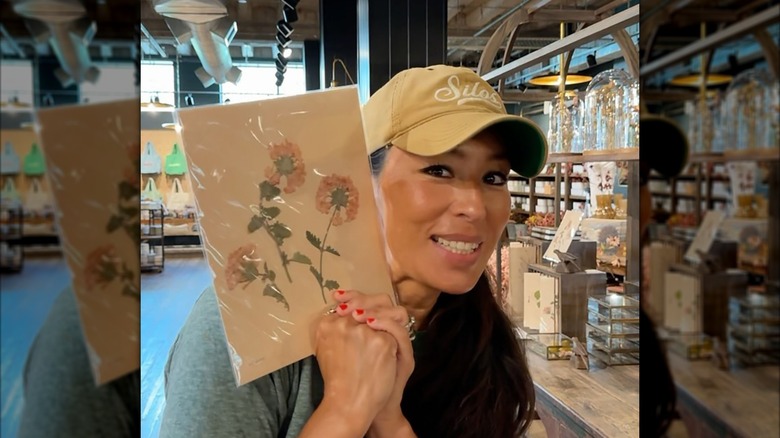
[
  {"x1": 355, "y1": 309, "x2": 365, "y2": 315},
  {"x1": 338, "y1": 303, "x2": 348, "y2": 311},
  {"x1": 367, "y1": 317, "x2": 375, "y2": 323},
  {"x1": 336, "y1": 289, "x2": 345, "y2": 295}
]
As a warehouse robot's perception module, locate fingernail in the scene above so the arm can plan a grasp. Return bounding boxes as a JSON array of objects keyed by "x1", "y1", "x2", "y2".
[
  {"x1": 336, "y1": 289, "x2": 345, "y2": 295},
  {"x1": 338, "y1": 303, "x2": 348, "y2": 311},
  {"x1": 367, "y1": 317, "x2": 375, "y2": 323},
  {"x1": 355, "y1": 309, "x2": 365, "y2": 315}
]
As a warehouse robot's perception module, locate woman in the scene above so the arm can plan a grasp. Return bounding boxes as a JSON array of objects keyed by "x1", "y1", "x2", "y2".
[{"x1": 160, "y1": 65, "x2": 549, "y2": 438}]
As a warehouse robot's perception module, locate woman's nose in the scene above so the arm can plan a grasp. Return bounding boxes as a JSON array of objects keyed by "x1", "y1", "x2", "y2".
[{"x1": 451, "y1": 184, "x2": 488, "y2": 221}]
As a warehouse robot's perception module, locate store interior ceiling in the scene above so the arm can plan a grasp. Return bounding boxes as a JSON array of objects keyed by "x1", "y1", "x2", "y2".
[{"x1": 1, "y1": 0, "x2": 777, "y2": 114}]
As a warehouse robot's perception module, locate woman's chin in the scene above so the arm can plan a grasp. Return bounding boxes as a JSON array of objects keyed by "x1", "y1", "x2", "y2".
[{"x1": 435, "y1": 276, "x2": 482, "y2": 295}]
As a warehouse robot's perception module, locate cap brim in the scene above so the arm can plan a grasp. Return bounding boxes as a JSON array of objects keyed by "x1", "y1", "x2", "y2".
[
  {"x1": 640, "y1": 116, "x2": 689, "y2": 178},
  {"x1": 392, "y1": 112, "x2": 549, "y2": 178}
]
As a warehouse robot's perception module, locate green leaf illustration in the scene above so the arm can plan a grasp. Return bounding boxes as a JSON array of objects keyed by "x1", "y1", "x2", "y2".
[
  {"x1": 323, "y1": 280, "x2": 340, "y2": 291},
  {"x1": 290, "y1": 252, "x2": 312, "y2": 265},
  {"x1": 268, "y1": 269, "x2": 276, "y2": 282},
  {"x1": 306, "y1": 230, "x2": 322, "y2": 250},
  {"x1": 121, "y1": 263, "x2": 134, "y2": 282},
  {"x1": 263, "y1": 284, "x2": 289, "y2": 311},
  {"x1": 534, "y1": 290, "x2": 541, "y2": 300},
  {"x1": 122, "y1": 284, "x2": 139, "y2": 300},
  {"x1": 119, "y1": 181, "x2": 137, "y2": 200},
  {"x1": 107, "y1": 215, "x2": 123, "y2": 233},
  {"x1": 259, "y1": 181, "x2": 281, "y2": 201},
  {"x1": 248, "y1": 215, "x2": 264, "y2": 233},
  {"x1": 310, "y1": 266, "x2": 323, "y2": 285},
  {"x1": 262, "y1": 206, "x2": 281, "y2": 220},
  {"x1": 121, "y1": 206, "x2": 139, "y2": 218},
  {"x1": 241, "y1": 261, "x2": 262, "y2": 283},
  {"x1": 323, "y1": 245, "x2": 341, "y2": 257},
  {"x1": 269, "y1": 223, "x2": 292, "y2": 242}
]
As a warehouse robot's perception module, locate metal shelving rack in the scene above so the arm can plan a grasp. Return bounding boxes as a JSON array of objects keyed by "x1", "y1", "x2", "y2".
[
  {"x1": 0, "y1": 203, "x2": 24, "y2": 272},
  {"x1": 141, "y1": 201, "x2": 165, "y2": 272}
]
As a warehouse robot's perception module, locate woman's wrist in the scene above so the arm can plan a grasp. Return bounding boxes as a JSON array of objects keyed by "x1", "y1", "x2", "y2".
[
  {"x1": 310, "y1": 395, "x2": 376, "y2": 437},
  {"x1": 367, "y1": 410, "x2": 416, "y2": 438}
]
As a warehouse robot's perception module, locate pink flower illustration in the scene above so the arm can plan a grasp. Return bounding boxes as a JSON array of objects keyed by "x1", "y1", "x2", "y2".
[
  {"x1": 225, "y1": 244, "x2": 261, "y2": 290},
  {"x1": 315, "y1": 174, "x2": 359, "y2": 226},
  {"x1": 265, "y1": 139, "x2": 306, "y2": 194}
]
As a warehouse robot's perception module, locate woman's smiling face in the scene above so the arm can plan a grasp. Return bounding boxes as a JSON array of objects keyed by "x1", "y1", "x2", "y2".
[{"x1": 374, "y1": 129, "x2": 512, "y2": 295}]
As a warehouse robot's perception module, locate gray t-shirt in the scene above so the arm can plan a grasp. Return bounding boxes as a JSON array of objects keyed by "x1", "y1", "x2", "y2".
[{"x1": 160, "y1": 287, "x2": 325, "y2": 437}]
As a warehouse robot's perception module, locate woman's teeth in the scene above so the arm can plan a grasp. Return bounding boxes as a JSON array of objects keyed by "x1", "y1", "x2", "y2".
[{"x1": 433, "y1": 237, "x2": 479, "y2": 254}]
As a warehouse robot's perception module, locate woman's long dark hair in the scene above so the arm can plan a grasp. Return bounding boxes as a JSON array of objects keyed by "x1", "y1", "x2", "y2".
[{"x1": 370, "y1": 146, "x2": 536, "y2": 438}]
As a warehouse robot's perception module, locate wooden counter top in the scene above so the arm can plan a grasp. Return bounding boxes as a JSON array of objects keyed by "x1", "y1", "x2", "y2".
[
  {"x1": 526, "y1": 349, "x2": 639, "y2": 437},
  {"x1": 668, "y1": 353, "x2": 780, "y2": 437}
]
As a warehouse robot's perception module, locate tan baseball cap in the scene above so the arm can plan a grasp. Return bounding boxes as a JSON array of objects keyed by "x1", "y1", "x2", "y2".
[{"x1": 362, "y1": 64, "x2": 549, "y2": 178}]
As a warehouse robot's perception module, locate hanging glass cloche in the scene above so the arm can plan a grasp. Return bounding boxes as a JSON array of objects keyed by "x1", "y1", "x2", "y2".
[
  {"x1": 720, "y1": 68, "x2": 778, "y2": 153},
  {"x1": 582, "y1": 69, "x2": 634, "y2": 154},
  {"x1": 624, "y1": 78, "x2": 640, "y2": 150},
  {"x1": 547, "y1": 91, "x2": 583, "y2": 154},
  {"x1": 685, "y1": 90, "x2": 724, "y2": 154}
]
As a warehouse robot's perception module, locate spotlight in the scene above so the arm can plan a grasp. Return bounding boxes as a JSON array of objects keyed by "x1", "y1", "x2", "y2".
[
  {"x1": 587, "y1": 52, "x2": 597, "y2": 68},
  {"x1": 277, "y1": 20, "x2": 293, "y2": 37},
  {"x1": 276, "y1": 32, "x2": 291, "y2": 48},
  {"x1": 276, "y1": 54, "x2": 288, "y2": 73},
  {"x1": 283, "y1": 4, "x2": 298, "y2": 23},
  {"x1": 282, "y1": 47, "x2": 292, "y2": 58}
]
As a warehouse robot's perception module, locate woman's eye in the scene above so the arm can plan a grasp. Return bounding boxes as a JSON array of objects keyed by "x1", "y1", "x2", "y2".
[
  {"x1": 423, "y1": 165, "x2": 453, "y2": 178},
  {"x1": 485, "y1": 172, "x2": 508, "y2": 185}
]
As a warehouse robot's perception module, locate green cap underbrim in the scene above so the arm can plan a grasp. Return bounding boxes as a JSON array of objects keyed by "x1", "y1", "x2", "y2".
[{"x1": 640, "y1": 116, "x2": 689, "y2": 178}]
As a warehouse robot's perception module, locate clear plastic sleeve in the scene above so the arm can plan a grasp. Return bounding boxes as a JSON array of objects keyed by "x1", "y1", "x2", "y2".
[
  {"x1": 173, "y1": 86, "x2": 395, "y2": 386},
  {"x1": 33, "y1": 99, "x2": 141, "y2": 385}
]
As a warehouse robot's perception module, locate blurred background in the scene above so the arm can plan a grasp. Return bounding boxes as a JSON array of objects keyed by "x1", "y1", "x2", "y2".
[
  {"x1": 1, "y1": 0, "x2": 139, "y2": 437},
  {"x1": 640, "y1": 0, "x2": 779, "y2": 436}
]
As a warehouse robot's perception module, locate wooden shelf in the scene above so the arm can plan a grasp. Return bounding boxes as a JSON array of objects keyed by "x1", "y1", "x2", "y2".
[
  {"x1": 689, "y1": 149, "x2": 780, "y2": 163},
  {"x1": 511, "y1": 191, "x2": 587, "y2": 201},
  {"x1": 546, "y1": 148, "x2": 639, "y2": 163}
]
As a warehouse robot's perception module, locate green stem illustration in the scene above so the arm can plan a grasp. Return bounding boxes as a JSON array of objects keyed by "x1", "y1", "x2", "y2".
[
  {"x1": 318, "y1": 206, "x2": 339, "y2": 303},
  {"x1": 259, "y1": 199, "x2": 293, "y2": 283},
  {"x1": 121, "y1": 278, "x2": 140, "y2": 300}
]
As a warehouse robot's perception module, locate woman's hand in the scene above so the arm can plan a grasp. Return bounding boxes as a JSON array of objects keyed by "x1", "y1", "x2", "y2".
[
  {"x1": 308, "y1": 308, "x2": 399, "y2": 436},
  {"x1": 332, "y1": 290, "x2": 417, "y2": 438}
]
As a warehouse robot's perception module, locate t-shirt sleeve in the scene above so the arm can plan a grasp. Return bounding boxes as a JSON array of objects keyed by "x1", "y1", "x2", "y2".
[{"x1": 159, "y1": 286, "x2": 296, "y2": 438}]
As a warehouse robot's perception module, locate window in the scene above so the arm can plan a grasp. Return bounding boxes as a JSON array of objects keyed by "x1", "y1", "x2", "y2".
[
  {"x1": 141, "y1": 60, "x2": 176, "y2": 106},
  {"x1": 80, "y1": 63, "x2": 137, "y2": 103},
  {"x1": 0, "y1": 60, "x2": 34, "y2": 105},
  {"x1": 220, "y1": 63, "x2": 306, "y2": 103}
]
